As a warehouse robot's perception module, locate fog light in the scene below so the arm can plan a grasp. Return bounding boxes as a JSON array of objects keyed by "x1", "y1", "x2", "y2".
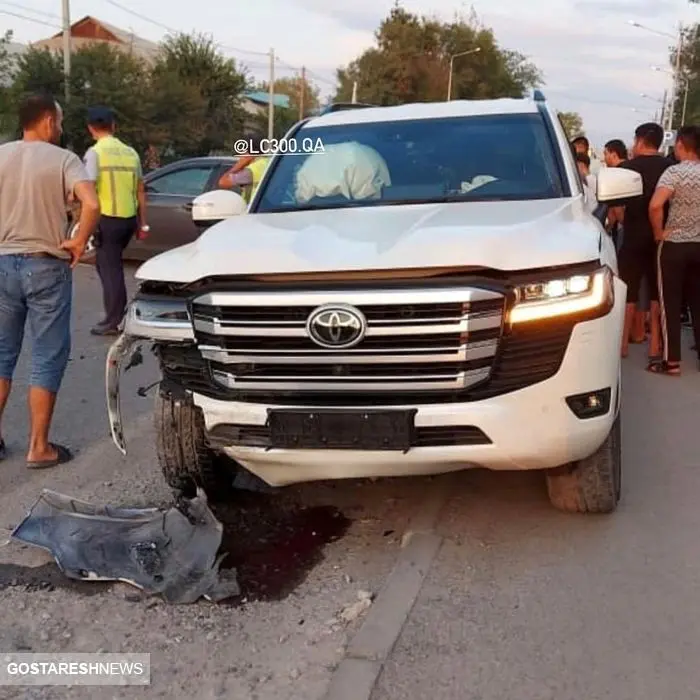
[{"x1": 565, "y1": 388, "x2": 612, "y2": 419}]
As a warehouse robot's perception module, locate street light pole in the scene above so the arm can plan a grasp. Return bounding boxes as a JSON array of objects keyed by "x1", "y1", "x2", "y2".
[{"x1": 446, "y1": 47, "x2": 481, "y2": 101}]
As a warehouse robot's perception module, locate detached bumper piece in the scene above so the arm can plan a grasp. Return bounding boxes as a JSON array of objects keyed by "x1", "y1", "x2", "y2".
[{"x1": 11, "y1": 489, "x2": 240, "y2": 604}]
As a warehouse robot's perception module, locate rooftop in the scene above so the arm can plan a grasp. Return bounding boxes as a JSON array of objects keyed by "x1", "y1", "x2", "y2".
[
  {"x1": 303, "y1": 98, "x2": 540, "y2": 128},
  {"x1": 244, "y1": 91, "x2": 291, "y2": 110},
  {"x1": 39, "y1": 15, "x2": 159, "y2": 58}
]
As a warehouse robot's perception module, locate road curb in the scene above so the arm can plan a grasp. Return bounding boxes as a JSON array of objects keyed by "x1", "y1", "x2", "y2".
[{"x1": 323, "y1": 477, "x2": 450, "y2": 700}]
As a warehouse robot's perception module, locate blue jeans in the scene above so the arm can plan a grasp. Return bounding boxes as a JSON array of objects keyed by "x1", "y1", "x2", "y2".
[{"x1": 0, "y1": 254, "x2": 72, "y2": 393}]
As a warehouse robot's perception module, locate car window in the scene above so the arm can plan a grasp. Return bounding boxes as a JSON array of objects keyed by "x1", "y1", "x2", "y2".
[
  {"x1": 256, "y1": 114, "x2": 565, "y2": 213},
  {"x1": 147, "y1": 166, "x2": 214, "y2": 196}
]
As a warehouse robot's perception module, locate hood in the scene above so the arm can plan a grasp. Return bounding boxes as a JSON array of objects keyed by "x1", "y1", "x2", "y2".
[{"x1": 136, "y1": 197, "x2": 601, "y2": 283}]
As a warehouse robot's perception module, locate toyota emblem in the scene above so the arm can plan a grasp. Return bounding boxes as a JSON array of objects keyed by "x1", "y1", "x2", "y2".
[{"x1": 306, "y1": 304, "x2": 367, "y2": 349}]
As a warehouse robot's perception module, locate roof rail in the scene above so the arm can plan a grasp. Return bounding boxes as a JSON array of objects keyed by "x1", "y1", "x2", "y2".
[
  {"x1": 533, "y1": 89, "x2": 546, "y2": 102},
  {"x1": 318, "y1": 102, "x2": 378, "y2": 115}
]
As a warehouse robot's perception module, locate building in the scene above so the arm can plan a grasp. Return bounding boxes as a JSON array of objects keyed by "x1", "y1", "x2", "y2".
[
  {"x1": 242, "y1": 91, "x2": 291, "y2": 133},
  {"x1": 31, "y1": 15, "x2": 159, "y2": 62}
]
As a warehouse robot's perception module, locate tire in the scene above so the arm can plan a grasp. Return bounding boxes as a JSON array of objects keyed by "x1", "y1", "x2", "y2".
[
  {"x1": 154, "y1": 391, "x2": 235, "y2": 501},
  {"x1": 545, "y1": 414, "x2": 621, "y2": 514}
]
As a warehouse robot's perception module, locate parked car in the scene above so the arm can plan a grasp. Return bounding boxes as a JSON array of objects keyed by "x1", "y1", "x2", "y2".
[
  {"x1": 107, "y1": 93, "x2": 643, "y2": 514},
  {"x1": 124, "y1": 156, "x2": 238, "y2": 261}
]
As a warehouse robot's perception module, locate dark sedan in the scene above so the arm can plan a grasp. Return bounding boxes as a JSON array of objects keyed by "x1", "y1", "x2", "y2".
[{"x1": 125, "y1": 156, "x2": 238, "y2": 261}]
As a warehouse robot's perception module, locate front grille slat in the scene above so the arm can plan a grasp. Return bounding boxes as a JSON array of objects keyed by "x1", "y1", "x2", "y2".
[
  {"x1": 189, "y1": 286, "x2": 505, "y2": 395},
  {"x1": 158, "y1": 286, "x2": 575, "y2": 405}
]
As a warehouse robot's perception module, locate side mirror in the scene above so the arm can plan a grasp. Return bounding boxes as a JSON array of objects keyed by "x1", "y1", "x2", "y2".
[
  {"x1": 596, "y1": 168, "x2": 643, "y2": 205},
  {"x1": 192, "y1": 190, "x2": 247, "y2": 228}
]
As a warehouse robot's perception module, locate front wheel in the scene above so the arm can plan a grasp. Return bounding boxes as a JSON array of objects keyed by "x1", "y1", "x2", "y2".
[
  {"x1": 546, "y1": 415, "x2": 621, "y2": 514},
  {"x1": 154, "y1": 391, "x2": 235, "y2": 501}
]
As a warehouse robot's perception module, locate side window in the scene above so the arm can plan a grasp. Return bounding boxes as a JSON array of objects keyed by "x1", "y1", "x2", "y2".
[{"x1": 147, "y1": 167, "x2": 214, "y2": 196}]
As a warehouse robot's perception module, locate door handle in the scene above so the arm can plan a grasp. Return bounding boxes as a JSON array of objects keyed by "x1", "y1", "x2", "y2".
[{"x1": 183, "y1": 202, "x2": 193, "y2": 211}]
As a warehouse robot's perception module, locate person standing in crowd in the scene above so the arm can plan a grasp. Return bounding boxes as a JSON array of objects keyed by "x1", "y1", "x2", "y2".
[
  {"x1": 603, "y1": 139, "x2": 628, "y2": 168},
  {"x1": 603, "y1": 139, "x2": 628, "y2": 248},
  {"x1": 572, "y1": 136, "x2": 589, "y2": 158},
  {"x1": 617, "y1": 123, "x2": 673, "y2": 359},
  {"x1": 649, "y1": 125, "x2": 700, "y2": 376},
  {"x1": 0, "y1": 93, "x2": 100, "y2": 467},
  {"x1": 575, "y1": 152, "x2": 597, "y2": 212},
  {"x1": 218, "y1": 134, "x2": 270, "y2": 204},
  {"x1": 83, "y1": 106, "x2": 147, "y2": 336}
]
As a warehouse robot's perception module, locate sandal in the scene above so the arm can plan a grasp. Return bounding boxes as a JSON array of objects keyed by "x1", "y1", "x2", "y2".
[
  {"x1": 646, "y1": 359, "x2": 681, "y2": 376},
  {"x1": 26, "y1": 443, "x2": 73, "y2": 470}
]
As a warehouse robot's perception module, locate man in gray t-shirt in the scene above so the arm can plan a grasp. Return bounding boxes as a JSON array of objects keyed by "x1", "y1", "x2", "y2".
[
  {"x1": 649, "y1": 125, "x2": 700, "y2": 374},
  {"x1": 0, "y1": 93, "x2": 100, "y2": 468}
]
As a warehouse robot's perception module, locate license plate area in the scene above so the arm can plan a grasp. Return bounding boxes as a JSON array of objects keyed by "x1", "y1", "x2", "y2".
[{"x1": 267, "y1": 409, "x2": 417, "y2": 451}]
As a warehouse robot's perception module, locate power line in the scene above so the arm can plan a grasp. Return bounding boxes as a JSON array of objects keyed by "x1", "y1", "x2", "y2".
[
  {"x1": 100, "y1": 0, "x2": 337, "y2": 86},
  {"x1": 0, "y1": 8, "x2": 60, "y2": 29},
  {"x1": 103, "y1": 0, "x2": 270, "y2": 56},
  {"x1": 0, "y1": 1, "x2": 60, "y2": 20}
]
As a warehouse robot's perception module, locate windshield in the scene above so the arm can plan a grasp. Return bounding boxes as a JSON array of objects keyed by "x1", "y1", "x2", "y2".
[{"x1": 255, "y1": 113, "x2": 565, "y2": 214}]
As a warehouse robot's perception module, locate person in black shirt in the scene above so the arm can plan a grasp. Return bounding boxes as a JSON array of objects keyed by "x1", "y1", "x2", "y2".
[
  {"x1": 617, "y1": 122, "x2": 673, "y2": 359},
  {"x1": 603, "y1": 139, "x2": 628, "y2": 167}
]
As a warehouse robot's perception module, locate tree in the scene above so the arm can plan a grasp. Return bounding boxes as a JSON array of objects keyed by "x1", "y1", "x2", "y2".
[
  {"x1": 0, "y1": 30, "x2": 17, "y2": 138},
  {"x1": 155, "y1": 33, "x2": 249, "y2": 155},
  {"x1": 252, "y1": 75, "x2": 322, "y2": 137},
  {"x1": 334, "y1": 5, "x2": 542, "y2": 104},
  {"x1": 558, "y1": 111, "x2": 584, "y2": 139},
  {"x1": 145, "y1": 68, "x2": 207, "y2": 162},
  {"x1": 10, "y1": 43, "x2": 148, "y2": 154},
  {"x1": 670, "y1": 23, "x2": 700, "y2": 126}
]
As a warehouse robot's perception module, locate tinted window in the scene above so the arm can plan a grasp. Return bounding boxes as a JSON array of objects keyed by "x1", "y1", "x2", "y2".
[
  {"x1": 148, "y1": 167, "x2": 213, "y2": 196},
  {"x1": 256, "y1": 114, "x2": 564, "y2": 213}
]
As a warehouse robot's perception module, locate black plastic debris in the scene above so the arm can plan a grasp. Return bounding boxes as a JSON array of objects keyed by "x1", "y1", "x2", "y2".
[{"x1": 11, "y1": 489, "x2": 240, "y2": 604}]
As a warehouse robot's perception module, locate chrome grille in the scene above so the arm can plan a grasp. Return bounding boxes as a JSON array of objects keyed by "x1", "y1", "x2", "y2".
[{"x1": 190, "y1": 288, "x2": 505, "y2": 394}]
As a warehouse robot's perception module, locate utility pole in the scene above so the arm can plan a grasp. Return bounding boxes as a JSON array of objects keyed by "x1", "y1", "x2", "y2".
[
  {"x1": 682, "y1": 80, "x2": 690, "y2": 124},
  {"x1": 351, "y1": 81, "x2": 358, "y2": 103},
  {"x1": 660, "y1": 88, "x2": 668, "y2": 128},
  {"x1": 61, "y1": 0, "x2": 71, "y2": 106},
  {"x1": 299, "y1": 66, "x2": 306, "y2": 120},
  {"x1": 268, "y1": 48, "x2": 275, "y2": 140},
  {"x1": 669, "y1": 22, "x2": 684, "y2": 131}
]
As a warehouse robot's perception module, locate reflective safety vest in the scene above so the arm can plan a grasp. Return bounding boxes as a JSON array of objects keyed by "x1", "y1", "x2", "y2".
[
  {"x1": 243, "y1": 157, "x2": 270, "y2": 203},
  {"x1": 93, "y1": 135, "x2": 141, "y2": 218}
]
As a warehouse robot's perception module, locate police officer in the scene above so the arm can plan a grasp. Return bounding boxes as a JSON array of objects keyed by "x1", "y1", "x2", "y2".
[
  {"x1": 218, "y1": 135, "x2": 270, "y2": 203},
  {"x1": 83, "y1": 106, "x2": 147, "y2": 335}
]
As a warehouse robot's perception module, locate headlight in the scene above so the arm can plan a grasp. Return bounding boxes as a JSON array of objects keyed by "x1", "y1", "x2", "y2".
[
  {"x1": 508, "y1": 267, "x2": 613, "y2": 324},
  {"x1": 124, "y1": 296, "x2": 194, "y2": 341}
]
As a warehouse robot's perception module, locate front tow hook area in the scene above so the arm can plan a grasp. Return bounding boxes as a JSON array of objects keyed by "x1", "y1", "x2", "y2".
[{"x1": 105, "y1": 333, "x2": 142, "y2": 456}]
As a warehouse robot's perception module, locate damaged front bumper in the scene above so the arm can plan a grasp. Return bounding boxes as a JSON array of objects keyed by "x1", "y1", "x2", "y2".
[
  {"x1": 106, "y1": 296, "x2": 195, "y2": 455},
  {"x1": 106, "y1": 333, "x2": 141, "y2": 455}
]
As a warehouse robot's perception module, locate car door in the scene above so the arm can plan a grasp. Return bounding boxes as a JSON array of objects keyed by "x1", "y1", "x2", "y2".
[{"x1": 125, "y1": 163, "x2": 220, "y2": 261}]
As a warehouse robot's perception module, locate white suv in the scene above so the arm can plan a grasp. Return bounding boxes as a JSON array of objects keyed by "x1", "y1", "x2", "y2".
[{"x1": 107, "y1": 93, "x2": 642, "y2": 513}]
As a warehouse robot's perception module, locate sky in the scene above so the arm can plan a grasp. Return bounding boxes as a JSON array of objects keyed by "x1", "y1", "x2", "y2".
[{"x1": 1, "y1": 0, "x2": 698, "y2": 149}]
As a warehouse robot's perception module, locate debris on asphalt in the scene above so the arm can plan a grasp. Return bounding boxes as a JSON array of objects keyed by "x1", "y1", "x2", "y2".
[
  {"x1": 338, "y1": 590, "x2": 374, "y2": 624},
  {"x1": 11, "y1": 488, "x2": 240, "y2": 604}
]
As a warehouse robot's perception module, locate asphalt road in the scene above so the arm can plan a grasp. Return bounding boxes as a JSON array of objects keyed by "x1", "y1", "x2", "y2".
[{"x1": 0, "y1": 264, "x2": 698, "y2": 700}]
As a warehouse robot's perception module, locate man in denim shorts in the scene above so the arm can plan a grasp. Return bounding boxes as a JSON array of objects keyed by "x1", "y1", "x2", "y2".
[{"x1": 0, "y1": 93, "x2": 100, "y2": 468}]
